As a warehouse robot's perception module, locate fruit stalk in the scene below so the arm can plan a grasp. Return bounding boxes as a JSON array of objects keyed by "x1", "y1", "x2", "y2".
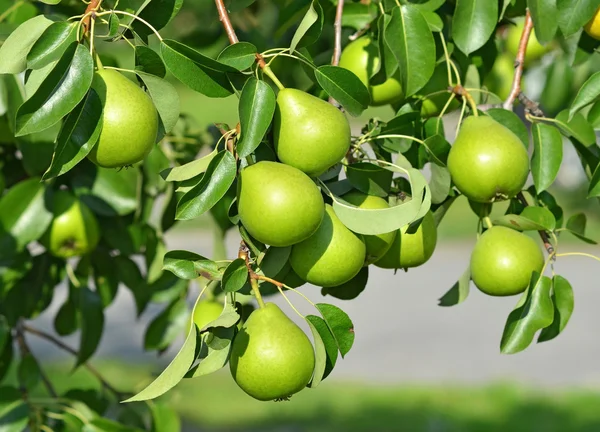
[{"x1": 503, "y1": 9, "x2": 534, "y2": 110}]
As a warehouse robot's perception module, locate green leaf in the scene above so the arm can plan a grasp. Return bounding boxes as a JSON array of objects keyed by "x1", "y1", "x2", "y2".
[
  {"x1": 500, "y1": 272, "x2": 554, "y2": 354},
  {"x1": 315, "y1": 303, "x2": 354, "y2": 358},
  {"x1": 76, "y1": 286, "x2": 104, "y2": 368},
  {"x1": 305, "y1": 315, "x2": 338, "y2": 387},
  {"x1": 163, "y1": 250, "x2": 210, "y2": 279},
  {"x1": 197, "y1": 301, "x2": 239, "y2": 333},
  {"x1": 161, "y1": 149, "x2": 217, "y2": 182},
  {"x1": 17, "y1": 353, "x2": 40, "y2": 390},
  {"x1": 176, "y1": 150, "x2": 237, "y2": 220},
  {"x1": 315, "y1": 65, "x2": 370, "y2": 116},
  {"x1": 256, "y1": 246, "x2": 291, "y2": 279},
  {"x1": 217, "y1": 42, "x2": 257, "y2": 71},
  {"x1": 493, "y1": 206, "x2": 556, "y2": 231},
  {"x1": 144, "y1": 297, "x2": 188, "y2": 351},
  {"x1": 569, "y1": 71, "x2": 600, "y2": 119},
  {"x1": 345, "y1": 162, "x2": 393, "y2": 197},
  {"x1": 107, "y1": 13, "x2": 120, "y2": 38},
  {"x1": 0, "y1": 387, "x2": 30, "y2": 432},
  {"x1": 438, "y1": 266, "x2": 470, "y2": 307},
  {"x1": 332, "y1": 166, "x2": 430, "y2": 235},
  {"x1": 150, "y1": 402, "x2": 181, "y2": 432},
  {"x1": 486, "y1": 108, "x2": 530, "y2": 148},
  {"x1": 135, "y1": 71, "x2": 180, "y2": 134},
  {"x1": 132, "y1": 0, "x2": 183, "y2": 39},
  {"x1": 555, "y1": 110, "x2": 596, "y2": 146},
  {"x1": 429, "y1": 163, "x2": 451, "y2": 204},
  {"x1": 27, "y1": 21, "x2": 77, "y2": 70},
  {"x1": 135, "y1": 45, "x2": 166, "y2": 78},
  {"x1": 564, "y1": 213, "x2": 597, "y2": 244},
  {"x1": 527, "y1": 0, "x2": 558, "y2": 44},
  {"x1": 221, "y1": 258, "x2": 249, "y2": 293},
  {"x1": 421, "y1": 10, "x2": 444, "y2": 31},
  {"x1": 237, "y1": 77, "x2": 276, "y2": 158},
  {"x1": 386, "y1": 5, "x2": 436, "y2": 96},
  {"x1": 531, "y1": 123, "x2": 563, "y2": 193},
  {"x1": 290, "y1": 0, "x2": 323, "y2": 51},
  {"x1": 0, "y1": 178, "x2": 53, "y2": 260},
  {"x1": 0, "y1": 14, "x2": 53, "y2": 74},
  {"x1": 0, "y1": 317, "x2": 8, "y2": 355},
  {"x1": 538, "y1": 275, "x2": 574, "y2": 342},
  {"x1": 16, "y1": 42, "x2": 94, "y2": 136},
  {"x1": 321, "y1": 267, "x2": 368, "y2": 301},
  {"x1": 54, "y1": 294, "x2": 80, "y2": 336},
  {"x1": 160, "y1": 40, "x2": 233, "y2": 98},
  {"x1": 342, "y1": 2, "x2": 378, "y2": 30},
  {"x1": 42, "y1": 89, "x2": 103, "y2": 180},
  {"x1": 588, "y1": 164, "x2": 600, "y2": 198},
  {"x1": 557, "y1": 0, "x2": 598, "y2": 37},
  {"x1": 452, "y1": 0, "x2": 498, "y2": 55},
  {"x1": 83, "y1": 417, "x2": 145, "y2": 432},
  {"x1": 187, "y1": 326, "x2": 235, "y2": 378}
]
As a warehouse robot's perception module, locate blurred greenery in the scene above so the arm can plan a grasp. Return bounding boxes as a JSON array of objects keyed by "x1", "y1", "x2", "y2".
[{"x1": 5, "y1": 360, "x2": 600, "y2": 431}]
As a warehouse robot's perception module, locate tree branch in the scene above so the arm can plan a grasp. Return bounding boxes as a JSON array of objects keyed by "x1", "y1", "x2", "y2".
[
  {"x1": 503, "y1": 9, "x2": 534, "y2": 110},
  {"x1": 328, "y1": 0, "x2": 345, "y2": 106},
  {"x1": 82, "y1": 0, "x2": 102, "y2": 36},
  {"x1": 516, "y1": 192, "x2": 555, "y2": 257},
  {"x1": 214, "y1": 0, "x2": 239, "y2": 44},
  {"x1": 22, "y1": 325, "x2": 126, "y2": 400},
  {"x1": 15, "y1": 323, "x2": 57, "y2": 398}
]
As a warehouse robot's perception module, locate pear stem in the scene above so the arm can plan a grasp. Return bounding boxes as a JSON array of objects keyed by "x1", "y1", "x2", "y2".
[
  {"x1": 250, "y1": 278, "x2": 265, "y2": 308},
  {"x1": 482, "y1": 216, "x2": 493, "y2": 229},
  {"x1": 503, "y1": 9, "x2": 534, "y2": 111},
  {"x1": 555, "y1": 252, "x2": 600, "y2": 263},
  {"x1": 94, "y1": 52, "x2": 104, "y2": 70},
  {"x1": 261, "y1": 64, "x2": 285, "y2": 90},
  {"x1": 450, "y1": 85, "x2": 478, "y2": 116}
]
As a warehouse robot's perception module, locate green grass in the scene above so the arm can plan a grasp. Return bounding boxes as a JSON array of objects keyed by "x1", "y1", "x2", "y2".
[{"x1": 7, "y1": 361, "x2": 600, "y2": 432}]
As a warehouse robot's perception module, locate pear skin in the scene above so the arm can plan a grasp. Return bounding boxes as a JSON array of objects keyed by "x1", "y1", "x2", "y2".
[
  {"x1": 229, "y1": 303, "x2": 315, "y2": 401},
  {"x1": 274, "y1": 89, "x2": 350, "y2": 177}
]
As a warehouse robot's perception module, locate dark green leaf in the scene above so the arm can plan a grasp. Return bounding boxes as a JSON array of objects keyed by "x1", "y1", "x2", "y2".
[
  {"x1": 527, "y1": 0, "x2": 558, "y2": 44},
  {"x1": 500, "y1": 272, "x2": 554, "y2": 354},
  {"x1": 144, "y1": 297, "x2": 188, "y2": 351},
  {"x1": 452, "y1": 0, "x2": 498, "y2": 55},
  {"x1": 305, "y1": 315, "x2": 338, "y2": 387},
  {"x1": 237, "y1": 78, "x2": 276, "y2": 158},
  {"x1": 486, "y1": 108, "x2": 530, "y2": 148},
  {"x1": 531, "y1": 123, "x2": 563, "y2": 193},
  {"x1": 133, "y1": 0, "x2": 183, "y2": 39},
  {"x1": 538, "y1": 275, "x2": 574, "y2": 342},
  {"x1": 187, "y1": 326, "x2": 234, "y2": 378},
  {"x1": 315, "y1": 303, "x2": 354, "y2": 358},
  {"x1": 438, "y1": 265, "x2": 471, "y2": 306},
  {"x1": 569, "y1": 71, "x2": 600, "y2": 119},
  {"x1": 42, "y1": 89, "x2": 103, "y2": 180},
  {"x1": 17, "y1": 353, "x2": 40, "y2": 390},
  {"x1": 315, "y1": 65, "x2": 370, "y2": 116},
  {"x1": 163, "y1": 250, "x2": 208, "y2": 279},
  {"x1": 557, "y1": 0, "x2": 598, "y2": 37},
  {"x1": 345, "y1": 162, "x2": 393, "y2": 197},
  {"x1": 135, "y1": 45, "x2": 166, "y2": 78},
  {"x1": 27, "y1": 21, "x2": 77, "y2": 70},
  {"x1": 290, "y1": 0, "x2": 323, "y2": 51},
  {"x1": 176, "y1": 150, "x2": 237, "y2": 220},
  {"x1": 0, "y1": 317, "x2": 8, "y2": 354},
  {"x1": 135, "y1": 71, "x2": 180, "y2": 134},
  {"x1": 217, "y1": 42, "x2": 257, "y2": 71},
  {"x1": 0, "y1": 387, "x2": 29, "y2": 432},
  {"x1": 221, "y1": 259, "x2": 248, "y2": 293},
  {"x1": 555, "y1": 110, "x2": 596, "y2": 146},
  {"x1": 321, "y1": 267, "x2": 368, "y2": 301},
  {"x1": 76, "y1": 286, "x2": 104, "y2": 368},
  {"x1": 16, "y1": 42, "x2": 93, "y2": 136},
  {"x1": 107, "y1": 13, "x2": 120, "y2": 38},
  {"x1": 588, "y1": 164, "x2": 600, "y2": 198}
]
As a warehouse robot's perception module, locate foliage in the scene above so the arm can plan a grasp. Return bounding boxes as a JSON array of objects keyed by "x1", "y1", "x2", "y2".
[{"x1": 0, "y1": 0, "x2": 599, "y2": 430}]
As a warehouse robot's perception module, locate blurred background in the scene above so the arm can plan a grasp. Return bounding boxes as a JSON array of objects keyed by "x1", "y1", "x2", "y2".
[{"x1": 2, "y1": 0, "x2": 600, "y2": 430}]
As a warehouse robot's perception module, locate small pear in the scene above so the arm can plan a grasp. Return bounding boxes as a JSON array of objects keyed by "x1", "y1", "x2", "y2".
[
  {"x1": 418, "y1": 63, "x2": 460, "y2": 118},
  {"x1": 184, "y1": 300, "x2": 223, "y2": 335},
  {"x1": 229, "y1": 303, "x2": 315, "y2": 401},
  {"x1": 374, "y1": 211, "x2": 437, "y2": 270},
  {"x1": 447, "y1": 116, "x2": 529, "y2": 203},
  {"x1": 341, "y1": 190, "x2": 397, "y2": 265},
  {"x1": 88, "y1": 69, "x2": 159, "y2": 168},
  {"x1": 290, "y1": 205, "x2": 366, "y2": 287},
  {"x1": 274, "y1": 89, "x2": 351, "y2": 177},
  {"x1": 237, "y1": 161, "x2": 324, "y2": 247}
]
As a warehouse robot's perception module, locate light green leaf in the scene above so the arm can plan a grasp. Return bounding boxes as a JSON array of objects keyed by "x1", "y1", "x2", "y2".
[
  {"x1": 531, "y1": 123, "x2": 563, "y2": 193},
  {"x1": 161, "y1": 149, "x2": 217, "y2": 182},
  {"x1": 538, "y1": 275, "x2": 574, "y2": 342},
  {"x1": 438, "y1": 266, "x2": 470, "y2": 307},
  {"x1": 135, "y1": 71, "x2": 180, "y2": 134},
  {"x1": 0, "y1": 14, "x2": 53, "y2": 74},
  {"x1": 493, "y1": 206, "x2": 556, "y2": 231}
]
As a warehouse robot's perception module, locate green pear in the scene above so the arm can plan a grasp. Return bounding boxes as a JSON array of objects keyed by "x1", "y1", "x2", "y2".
[
  {"x1": 41, "y1": 190, "x2": 100, "y2": 259},
  {"x1": 341, "y1": 190, "x2": 397, "y2": 265},
  {"x1": 273, "y1": 89, "x2": 351, "y2": 177},
  {"x1": 418, "y1": 63, "x2": 460, "y2": 118},
  {"x1": 184, "y1": 300, "x2": 223, "y2": 335},
  {"x1": 447, "y1": 116, "x2": 529, "y2": 203},
  {"x1": 506, "y1": 19, "x2": 551, "y2": 66},
  {"x1": 338, "y1": 36, "x2": 404, "y2": 106},
  {"x1": 87, "y1": 69, "x2": 159, "y2": 168},
  {"x1": 470, "y1": 226, "x2": 544, "y2": 296},
  {"x1": 229, "y1": 303, "x2": 315, "y2": 401},
  {"x1": 290, "y1": 205, "x2": 366, "y2": 287},
  {"x1": 374, "y1": 211, "x2": 437, "y2": 269},
  {"x1": 237, "y1": 161, "x2": 324, "y2": 247}
]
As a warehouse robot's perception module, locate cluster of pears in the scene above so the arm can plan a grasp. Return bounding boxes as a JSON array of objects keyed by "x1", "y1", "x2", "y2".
[
  {"x1": 448, "y1": 115, "x2": 544, "y2": 296},
  {"x1": 88, "y1": 67, "x2": 159, "y2": 168},
  {"x1": 338, "y1": 36, "x2": 457, "y2": 116}
]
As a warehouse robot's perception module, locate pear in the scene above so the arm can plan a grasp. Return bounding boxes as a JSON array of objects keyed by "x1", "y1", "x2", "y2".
[
  {"x1": 184, "y1": 300, "x2": 223, "y2": 335},
  {"x1": 229, "y1": 303, "x2": 315, "y2": 401},
  {"x1": 447, "y1": 116, "x2": 529, "y2": 203},
  {"x1": 273, "y1": 89, "x2": 351, "y2": 177},
  {"x1": 237, "y1": 161, "x2": 324, "y2": 247},
  {"x1": 87, "y1": 69, "x2": 159, "y2": 168},
  {"x1": 290, "y1": 205, "x2": 366, "y2": 287},
  {"x1": 341, "y1": 190, "x2": 397, "y2": 265},
  {"x1": 418, "y1": 63, "x2": 460, "y2": 118},
  {"x1": 374, "y1": 211, "x2": 437, "y2": 269}
]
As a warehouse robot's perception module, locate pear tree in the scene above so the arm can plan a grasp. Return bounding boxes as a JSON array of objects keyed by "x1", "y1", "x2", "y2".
[{"x1": 0, "y1": 0, "x2": 600, "y2": 430}]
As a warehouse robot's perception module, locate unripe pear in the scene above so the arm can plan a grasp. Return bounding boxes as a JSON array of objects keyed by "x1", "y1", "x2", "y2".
[
  {"x1": 184, "y1": 300, "x2": 223, "y2": 335},
  {"x1": 338, "y1": 36, "x2": 404, "y2": 106},
  {"x1": 229, "y1": 303, "x2": 315, "y2": 401},
  {"x1": 41, "y1": 190, "x2": 100, "y2": 258},
  {"x1": 341, "y1": 190, "x2": 396, "y2": 265},
  {"x1": 274, "y1": 88, "x2": 351, "y2": 177},
  {"x1": 374, "y1": 211, "x2": 437, "y2": 269},
  {"x1": 585, "y1": 7, "x2": 600, "y2": 40},
  {"x1": 290, "y1": 205, "x2": 366, "y2": 287},
  {"x1": 447, "y1": 116, "x2": 529, "y2": 203},
  {"x1": 419, "y1": 63, "x2": 460, "y2": 118},
  {"x1": 87, "y1": 69, "x2": 159, "y2": 168},
  {"x1": 470, "y1": 226, "x2": 544, "y2": 296},
  {"x1": 237, "y1": 161, "x2": 324, "y2": 247},
  {"x1": 506, "y1": 19, "x2": 551, "y2": 66}
]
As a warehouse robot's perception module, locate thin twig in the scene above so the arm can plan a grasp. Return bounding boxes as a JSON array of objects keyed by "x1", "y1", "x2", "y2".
[
  {"x1": 22, "y1": 325, "x2": 125, "y2": 400},
  {"x1": 503, "y1": 9, "x2": 534, "y2": 110},
  {"x1": 82, "y1": 0, "x2": 102, "y2": 37},
  {"x1": 517, "y1": 92, "x2": 545, "y2": 117},
  {"x1": 516, "y1": 192, "x2": 555, "y2": 257},
  {"x1": 214, "y1": 0, "x2": 239, "y2": 44},
  {"x1": 15, "y1": 323, "x2": 57, "y2": 398},
  {"x1": 329, "y1": 0, "x2": 345, "y2": 105}
]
